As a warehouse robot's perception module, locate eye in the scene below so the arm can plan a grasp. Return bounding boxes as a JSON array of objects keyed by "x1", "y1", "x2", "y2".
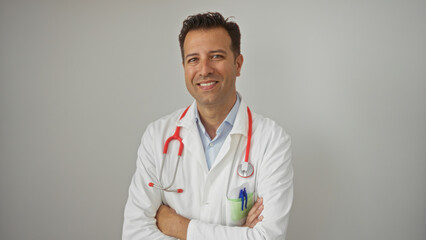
[
  {"x1": 187, "y1": 57, "x2": 198, "y2": 64},
  {"x1": 211, "y1": 55, "x2": 224, "y2": 60}
]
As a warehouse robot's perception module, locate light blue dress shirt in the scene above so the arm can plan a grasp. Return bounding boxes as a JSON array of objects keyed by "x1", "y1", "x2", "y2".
[{"x1": 195, "y1": 95, "x2": 241, "y2": 170}]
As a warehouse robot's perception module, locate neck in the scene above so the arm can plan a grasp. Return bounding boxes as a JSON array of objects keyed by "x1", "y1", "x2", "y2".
[{"x1": 197, "y1": 95, "x2": 237, "y2": 139}]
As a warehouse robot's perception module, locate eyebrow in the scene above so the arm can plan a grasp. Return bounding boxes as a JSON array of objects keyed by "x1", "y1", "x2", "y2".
[
  {"x1": 210, "y1": 49, "x2": 227, "y2": 55},
  {"x1": 185, "y1": 53, "x2": 199, "y2": 60},
  {"x1": 185, "y1": 49, "x2": 227, "y2": 60}
]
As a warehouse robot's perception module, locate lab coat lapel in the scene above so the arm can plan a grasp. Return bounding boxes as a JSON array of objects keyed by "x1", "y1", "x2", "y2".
[
  {"x1": 211, "y1": 98, "x2": 249, "y2": 169},
  {"x1": 230, "y1": 97, "x2": 249, "y2": 137},
  {"x1": 178, "y1": 101, "x2": 209, "y2": 175}
]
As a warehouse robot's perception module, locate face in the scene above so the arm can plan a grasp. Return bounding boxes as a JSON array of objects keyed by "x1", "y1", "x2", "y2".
[{"x1": 182, "y1": 27, "x2": 243, "y2": 110}]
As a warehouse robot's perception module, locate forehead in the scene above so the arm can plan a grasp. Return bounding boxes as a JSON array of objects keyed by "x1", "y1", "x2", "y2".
[{"x1": 183, "y1": 27, "x2": 232, "y2": 54}]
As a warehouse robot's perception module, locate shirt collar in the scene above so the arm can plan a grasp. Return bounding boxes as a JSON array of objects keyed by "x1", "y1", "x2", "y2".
[
  {"x1": 194, "y1": 94, "x2": 240, "y2": 124},
  {"x1": 194, "y1": 94, "x2": 240, "y2": 137},
  {"x1": 177, "y1": 92, "x2": 249, "y2": 137}
]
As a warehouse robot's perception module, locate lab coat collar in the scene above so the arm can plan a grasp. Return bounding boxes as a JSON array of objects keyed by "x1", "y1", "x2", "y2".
[
  {"x1": 176, "y1": 101, "x2": 197, "y2": 129},
  {"x1": 230, "y1": 93, "x2": 249, "y2": 137},
  {"x1": 176, "y1": 92, "x2": 249, "y2": 137},
  {"x1": 177, "y1": 102, "x2": 208, "y2": 174}
]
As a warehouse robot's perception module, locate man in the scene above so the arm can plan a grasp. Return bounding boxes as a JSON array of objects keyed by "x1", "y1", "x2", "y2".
[{"x1": 123, "y1": 12, "x2": 293, "y2": 239}]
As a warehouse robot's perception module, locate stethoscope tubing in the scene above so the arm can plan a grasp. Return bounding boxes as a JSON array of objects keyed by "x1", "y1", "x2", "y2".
[
  {"x1": 148, "y1": 106, "x2": 190, "y2": 193},
  {"x1": 244, "y1": 107, "x2": 252, "y2": 163},
  {"x1": 149, "y1": 105, "x2": 253, "y2": 193}
]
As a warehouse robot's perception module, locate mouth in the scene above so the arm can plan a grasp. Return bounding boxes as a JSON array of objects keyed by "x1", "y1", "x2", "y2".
[{"x1": 197, "y1": 81, "x2": 218, "y2": 90}]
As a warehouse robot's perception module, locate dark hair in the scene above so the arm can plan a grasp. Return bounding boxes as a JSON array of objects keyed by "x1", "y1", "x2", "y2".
[{"x1": 178, "y1": 12, "x2": 241, "y2": 61}]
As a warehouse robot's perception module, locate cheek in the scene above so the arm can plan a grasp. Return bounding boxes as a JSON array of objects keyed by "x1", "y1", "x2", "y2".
[
  {"x1": 184, "y1": 73, "x2": 195, "y2": 90},
  {"x1": 184, "y1": 68, "x2": 195, "y2": 81}
]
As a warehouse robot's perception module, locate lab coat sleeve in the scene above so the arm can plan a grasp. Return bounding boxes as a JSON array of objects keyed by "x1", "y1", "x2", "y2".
[
  {"x1": 187, "y1": 122, "x2": 293, "y2": 240},
  {"x1": 122, "y1": 124, "x2": 176, "y2": 240}
]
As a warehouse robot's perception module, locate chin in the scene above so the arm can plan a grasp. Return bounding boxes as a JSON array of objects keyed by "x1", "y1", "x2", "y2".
[{"x1": 197, "y1": 97, "x2": 219, "y2": 106}]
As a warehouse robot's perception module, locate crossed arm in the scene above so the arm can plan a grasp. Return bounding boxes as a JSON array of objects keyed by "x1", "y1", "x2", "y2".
[
  {"x1": 123, "y1": 121, "x2": 293, "y2": 240},
  {"x1": 155, "y1": 198, "x2": 265, "y2": 239}
]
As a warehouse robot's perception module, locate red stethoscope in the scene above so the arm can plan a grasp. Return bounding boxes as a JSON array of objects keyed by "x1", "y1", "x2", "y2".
[{"x1": 149, "y1": 106, "x2": 254, "y2": 193}]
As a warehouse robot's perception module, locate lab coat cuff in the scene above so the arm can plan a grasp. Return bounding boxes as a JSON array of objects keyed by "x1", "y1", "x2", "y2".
[{"x1": 186, "y1": 219, "x2": 202, "y2": 240}]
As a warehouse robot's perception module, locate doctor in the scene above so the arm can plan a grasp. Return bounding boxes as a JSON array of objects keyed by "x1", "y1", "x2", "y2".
[{"x1": 123, "y1": 12, "x2": 293, "y2": 239}]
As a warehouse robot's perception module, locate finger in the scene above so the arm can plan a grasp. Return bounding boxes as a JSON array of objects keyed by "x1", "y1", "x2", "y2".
[
  {"x1": 253, "y1": 197, "x2": 263, "y2": 208},
  {"x1": 243, "y1": 198, "x2": 264, "y2": 227},
  {"x1": 249, "y1": 215, "x2": 264, "y2": 228},
  {"x1": 248, "y1": 198, "x2": 263, "y2": 219},
  {"x1": 253, "y1": 204, "x2": 264, "y2": 219},
  {"x1": 247, "y1": 198, "x2": 263, "y2": 220},
  {"x1": 247, "y1": 205, "x2": 263, "y2": 224},
  {"x1": 246, "y1": 203, "x2": 264, "y2": 225}
]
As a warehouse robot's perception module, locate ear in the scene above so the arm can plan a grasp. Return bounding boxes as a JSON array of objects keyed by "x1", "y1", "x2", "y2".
[{"x1": 235, "y1": 54, "x2": 244, "y2": 77}]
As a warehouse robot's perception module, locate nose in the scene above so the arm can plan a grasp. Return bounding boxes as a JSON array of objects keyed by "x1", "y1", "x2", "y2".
[{"x1": 198, "y1": 59, "x2": 214, "y2": 77}]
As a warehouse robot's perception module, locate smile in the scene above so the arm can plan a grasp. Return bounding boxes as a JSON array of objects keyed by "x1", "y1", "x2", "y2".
[
  {"x1": 197, "y1": 81, "x2": 218, "y2": 90},
  {"x1": 199, "y1": 82, "x2": 216, "y2": 87}
]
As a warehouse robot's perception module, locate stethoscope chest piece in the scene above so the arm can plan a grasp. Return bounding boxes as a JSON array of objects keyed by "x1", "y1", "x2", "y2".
[{"x1": 237, "y1": 161, "x2": 254, "y2": 178}]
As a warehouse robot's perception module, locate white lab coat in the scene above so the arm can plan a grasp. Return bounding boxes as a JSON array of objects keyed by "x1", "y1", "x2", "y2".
[{"x1": 123, "y1": 97, "x2": 293, "y2": 240}]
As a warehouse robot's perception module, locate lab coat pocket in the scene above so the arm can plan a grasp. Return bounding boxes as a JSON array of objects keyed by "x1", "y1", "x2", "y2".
[{"x1": 226, "y1": 191, "x2": 254, "y2": 226}]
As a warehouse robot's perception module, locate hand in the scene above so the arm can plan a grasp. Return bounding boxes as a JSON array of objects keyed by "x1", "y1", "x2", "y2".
[
  {"x1": 243, "y1": 197, "x2": 264, "y2": 228},
  {"x1": 156, "y1": 205, "x2": 189, "y2": 239}
]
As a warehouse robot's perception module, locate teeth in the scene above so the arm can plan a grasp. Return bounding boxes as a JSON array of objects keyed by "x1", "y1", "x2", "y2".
[{"x1": 200, "y1": 82, "x2": 216, "y2": 87}]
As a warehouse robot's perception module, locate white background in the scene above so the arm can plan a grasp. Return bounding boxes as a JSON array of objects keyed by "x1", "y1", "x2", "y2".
[{"x1": 1, "y1": 0, "x2": 425, "y2": 239}]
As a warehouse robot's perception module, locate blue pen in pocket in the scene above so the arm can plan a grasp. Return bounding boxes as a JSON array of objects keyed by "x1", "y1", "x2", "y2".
[
  {"x1": 243, "y1": 188, "x2": 248, "y2": 209},
  {"x1": 239, "y1": 189, "x2": 244, "y2": 211},
  {"x1": 239, "y1": 188, "x2": 248, "y2": 211}
]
